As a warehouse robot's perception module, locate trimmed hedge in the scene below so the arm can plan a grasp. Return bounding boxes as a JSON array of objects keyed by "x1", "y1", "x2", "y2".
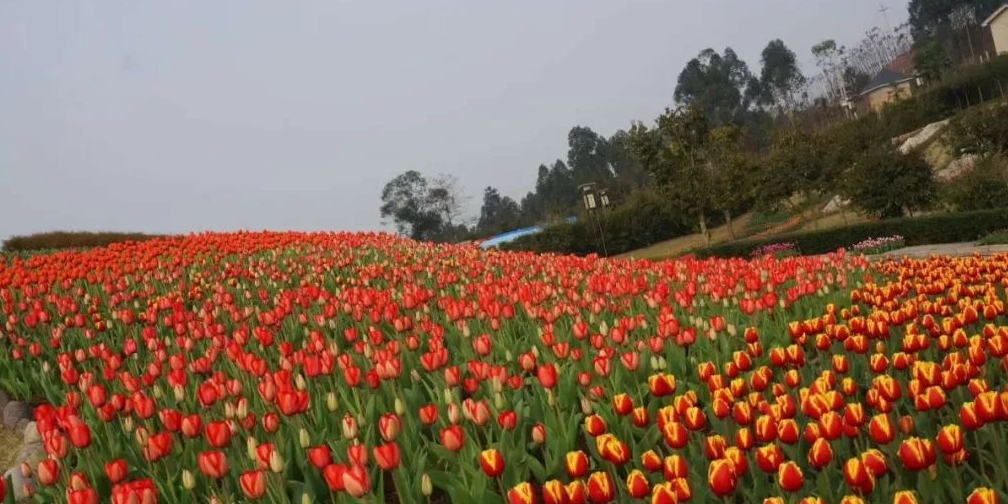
[
  {"x1": 501, "y1": 191, "x2": 692, "y2": 256},
  {"x1": 2, "y1": 231, "x2": 163, "y2": 252},
  {"x1": 696, "y1": 208, "x2": 1008, "y2": 258}
]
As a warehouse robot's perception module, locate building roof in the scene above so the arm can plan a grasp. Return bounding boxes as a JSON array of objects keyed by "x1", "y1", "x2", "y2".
[
  {"x1": 860, "y1": 68, "x2": 916, "y2": 96},
  {"x1": 982, "y1": 5, "x2": 1008, "y2": 27}
]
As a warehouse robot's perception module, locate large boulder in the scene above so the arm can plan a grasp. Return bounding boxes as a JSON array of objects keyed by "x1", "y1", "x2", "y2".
[{"x1": 3, "y1": 402, "x2": 32, "y2": 430}]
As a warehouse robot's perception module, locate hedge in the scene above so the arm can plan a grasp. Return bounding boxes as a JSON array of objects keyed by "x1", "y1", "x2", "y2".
[
  {"x1": 695, "y1": 208, "x2": 1008, "y2": 258},
  {"x1": 501, "y1": 191, "x2": 693, "y2": 256},
  {"x1": 2, "y1": 231, "x2": 164, "y2": 252}
]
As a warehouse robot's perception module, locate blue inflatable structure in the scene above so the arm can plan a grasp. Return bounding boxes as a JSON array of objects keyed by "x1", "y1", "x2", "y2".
[{"x1": 479, "y1": 217, "x2": 577, "y2": 249}]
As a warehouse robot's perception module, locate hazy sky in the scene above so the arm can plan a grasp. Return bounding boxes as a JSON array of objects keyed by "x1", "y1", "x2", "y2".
[{"x1": 0, "y1": 1, "x2": 908, "y2": 240}]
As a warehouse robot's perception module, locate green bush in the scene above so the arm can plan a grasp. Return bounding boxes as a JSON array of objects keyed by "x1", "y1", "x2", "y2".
[
  {"x1": 501, "y1": 190, "x2": 691, "y2": 255},
  {"x1": 945, "y1": 103, "x2": 1008, "y2": 156},
  {"x1": 696, "y1": 208, "x2": 1008, "y2": 258},
  {"x1": 842, "y1": 145, "x2": 936, "y2": 219},
  {"x1": 942, "y1": 155, "x2": 1008, "y2": 211},
  {"x1": 2, "y1": 231, "x2": 163, "y2": 252}
]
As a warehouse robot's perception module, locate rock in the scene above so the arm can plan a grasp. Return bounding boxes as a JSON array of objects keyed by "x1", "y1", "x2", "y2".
[
  {"x1": 3, "y1": 402, "x2": 32, "y2": 430},
  {"x1": 898, "y1": 119, "x2": 949, "y2": 154},
  {"x1": 15, "y1": 418, "x2": 29, "y2": 432},
  {"x1": 4, "y1": 467, "x2": 34, "y2": 501},
  {"x1": 936, "y1": 154, "x2": 980, "y2": 182},
  {"x1": 822, "y1": 195, "x2": 850, "y2": 213},
  {"x1": 22, "y1": 422, "x2": 39, "y2": 445},
  {"x1": 0, "y1": 389, "x2": 9, "y2": 412}
]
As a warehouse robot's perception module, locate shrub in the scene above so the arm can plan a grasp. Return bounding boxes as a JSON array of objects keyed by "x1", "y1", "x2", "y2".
[
  {"x1": 842, "y1": 145, "x2": 936, "y2": 219},
  {"x1": 2, "y1": 231, "x2": 163, "y2": 252},
  {"x1": 696, "y1": 208, "x2": 1008, "y2": 258},
  {"x1": 945, "y1": 102, "x2": 1008, "y2": 156},
  {"x1": 942, "y1": 155, "x2": 1008, "y2": 211},
  {"x1": 501, "y1": 190, "x2": 691, "y2": 255}
]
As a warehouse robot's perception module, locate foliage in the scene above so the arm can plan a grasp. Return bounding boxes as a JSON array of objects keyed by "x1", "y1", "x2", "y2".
[
  {"x1": 674, "y1": 48, "x2": 758, "y2": 124},
  {"x1": 501, "y1": 189, "x2": 690, "y2": 256},
  {"x1": 476, "y1": 187, "x2": 523, "y2": 236},
  {"x1": 978, "y1": 229, "x2": 1008, "y2": 245},
  {"x1": 842, "y1": 145, "x2": 936, "y2": 219},
  {"x1": 698, "y1": 207, "x2": 1008, "y2": 257},
  {"x1": 913, "y1": 40, "x2": 953, "y2": 83},
  {"x1": 942, "y1": 154, "x2": 1008, "y2": 211},
  {"x1": 2, "y1": 231, "x2": 162, "y2": 252},
  {"x1": 908, "y1": 0, "x2": 1002, "y2": 41},
  {"x1": 758, "y1": 39, "x2": 805, "y2": 111},
  {"x1": 945, "y1": 103, "x2": 1008, "y2": 155},
  {"x1": 379, "y1": 171, "x2": 467, "y2": 242}
]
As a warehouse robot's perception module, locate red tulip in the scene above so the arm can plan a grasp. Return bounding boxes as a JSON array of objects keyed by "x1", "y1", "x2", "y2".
[
  {"x1": 967, "y1": 487, "x2": 1000, "y2": 504},
  {"x1": 374, "y1": 442, "x2": 401, "y2": 471},
  {"x1": 379, "y1": 413, "x2": 401, "y2": 442},
  {"x1": 508, "y1": 482, "x2": 537, "y2": 504},
  {"x1": 935, "y1": 424, "x2": 963, "y2": 454},
  {"x1": 537, "y1": 364, "x2": 558, "y2": 389},
  {"x1": 777, "y1": 461, "x2": 803, "y2": 492},
  {"x1": 707, "y1": 459, "x2": 737, "y2": 497},
  {"x1": 197, "y1": 450, "x2": 229, "y2": 479},
  {"x1": 480, "y1": 449, "x2": 505, "y2": 477},
  {"x1": 240, "y1": 470, "x2": 267, "y2": 499},
  {"x1": 566, "y1": 451, "x2": 589, "y2": 478},
  {"x1": 323, "y1": 464, "x2": 347, "y2": 491},
  {"x1": 898, "y1": 437, "x2": 936, "y2": 471},
  {"x1": 808, "y1": 438, "x2": 833, "y2": 469},
  {"x1": 67, "y1": 488, "x2": 99, "y2": 504},
  {"x1": 542, "y1": 480, "x2": 568, "y2": 504},
  {"x1": 308, "y1": 445, "x2": 332, "y2": 469},
  {"x1": 586, "y1": 471, "x2": 615, "y2": 503},
  {"x1": 440, "y1": 425, "x2": 465, "y2": 452},
  {"x1": 37, "y1": 458, "x2": 59, "y2": 486},
  {"x1": 342, "y1": 464, "x2": 370, "y2": 497},
  {"x1": 104, "y1": 460, "x2": 128, "y2": 484},
  {"x1": 625, "y1": 470, "x2": 649, "y2": 499}
]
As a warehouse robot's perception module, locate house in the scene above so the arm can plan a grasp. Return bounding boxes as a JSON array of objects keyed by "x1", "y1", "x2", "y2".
[
  {"x1": 982, "y1": 4, "x2": 1008, "y2": 55},
  {"x1": 858, "y1": 68, "x2": 921, "y2": 113}
]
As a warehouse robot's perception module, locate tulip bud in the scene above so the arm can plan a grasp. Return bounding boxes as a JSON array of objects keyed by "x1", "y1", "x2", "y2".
[
  {"x1": 269, "y1": 450, "x2": 285, "y2": 473},
  {"x1": 182, "y1": 470, "x2": 196, "y2": 489},
  {"x1": 247, "y1": 437, "x2": 259, "y2": 461},
  {"x1": 326, "y1": 392, "x2": 338, "y2": 411},
  {"x1": 504, "y1": 350, "x2": 513, "y2": 362},
  {"x1": 547, "y1": 389, "x2": 556, "y2": 407},
  {"x1": 296, "y1": 374, "x2": 307, "y2": 391},
  {"x1": 494, "y1": 392, "x2": 506, "y2": 411},
  {"x1": 237, "y1": 399, "x2": 248, "y2": 419},
  {"x1": 443, "y1": 388, "x2": 454, "y2": 405},
  {"x1": 581, "y1": 397, "x2": 594, "y2": 415},
  {"x1": 152, "y1": 385, "x2": 163, "y2": 399},
  {"x1": 299, "y1": 428, "x2": 310, "y2": 448},
  {"x1": 122, "y1": 417, "x2": 135, "y2": 434},
  {"x1": 395, "y1": 398, "x2": 406, "y2": 416},
  {"x1": 342, "y1": 414, "x2": 358, "y2": 439},
  {"x1": 174, "y1": 385, "x2": 185, "y2": 402},
  {"x1": 224, "y1": 402, "x2": 235, "y2": 419},
  {"x1": 421, "y1": 473, "x2": 433, "y2": 497}
]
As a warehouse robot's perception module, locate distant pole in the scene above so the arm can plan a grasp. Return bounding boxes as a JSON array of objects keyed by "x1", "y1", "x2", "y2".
[{"x1": 878, "y1": 3, "x2": 892, "y2": 32}]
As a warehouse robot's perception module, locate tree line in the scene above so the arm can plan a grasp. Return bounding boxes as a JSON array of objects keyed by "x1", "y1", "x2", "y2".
[{"x1": 380, "y1": 0, "x2": 1006, "y2": 245}]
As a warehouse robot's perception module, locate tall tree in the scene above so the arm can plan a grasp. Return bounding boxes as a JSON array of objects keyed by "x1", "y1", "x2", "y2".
[
  {"x1": 629, "y1": 106, "x2": 718, "y2": 243},
  {"x1": 908, "y1": 0, "x2": 1001, "y2": 41},
  {"x1": 674, "y1": 48, "x2": 755, "y2": 124},
  {"x1": 567, "y1": 126, "x2": 615, "y2": 184},
  {"x1": 606, "y1": 130, "x2": 649, "y2": 190},
  {"x1": 379, "y1": 171, "x2": 444, "y2": 241},
  {"x1": 759, "y1": 39, "x2": 806, "y2": 113},
  {"x1": 477, "y1": 187, "x2": 521, "y2": 235}
]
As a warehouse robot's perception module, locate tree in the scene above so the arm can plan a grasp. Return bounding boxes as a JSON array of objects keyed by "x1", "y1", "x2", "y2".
[
  {"x1": 913, "y1": 40, "x2": 952, "y2": 83},
  {"x1": 756, "y1": 130, "x2": 837, "y2": 222},
  {"x1": 759, "y1": 39, "x2": 806, "y2": 113},
  {"x1": 842, "y1": 145, "x2": 936, "y2": 219},
  {"x1": 477, "y1": 187, "x2": 522, "y2": 235},
  {"x1": 629, "y1": 106, "x2": 718, "y2": 243},
  {"x1": 379, "y1": 171, "x2": 444, "y2": 241},
  {"x1": 674, "y1": 48, "x2": 755, "y2": 124},
  {"x1": 606, "y1": 130, "x2": 649, "y2": 190},
  {"x1": 707, "y1": 126, "x2": 756, "y2": 239},
  {"x1": 379, "y1": 171, "x2": 469, "y2": 242},
  {"x1": 908, "y1": 0, "x2": 1001, "y2": 41},
  {"x1": 812, "y1": 40, "x2": 846, "y2": 103},
  {"x1": 567, "y1": 127, "x2": 615, "y2": 185},
  {"x1": 942, "y1": 155, "x2": 1008, "y2": 211}
]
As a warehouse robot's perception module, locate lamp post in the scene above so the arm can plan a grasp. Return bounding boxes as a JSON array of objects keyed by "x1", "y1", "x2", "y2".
[{"x1": 579, "y1": 183, "x2": 610, "y2": 256}]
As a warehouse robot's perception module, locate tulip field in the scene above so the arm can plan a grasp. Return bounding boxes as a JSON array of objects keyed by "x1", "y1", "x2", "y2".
[{"x1": 2, "y1": 232, "x2": 1008, "y2": 504}]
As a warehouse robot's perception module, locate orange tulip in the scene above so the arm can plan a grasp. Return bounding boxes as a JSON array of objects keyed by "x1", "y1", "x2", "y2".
[
  {"x1": 566, "y1": 451, "x2": 589, "y2": 478},
  {"x1": 625, "y1": 470, "x2": 650, "y2": 499},
  {"x1": 480, "y1": 449, "x2": 505, "y2": 478},
  {"x1": 508, "y1": 482, "x2": 537, "y2": 504},
  {"x1": 587, "y1": 471, "x2": 615, "y2": 503},
  {"x1": 707, "y1": 459, "x2": 737, "y2": 497},
  {"x1": 777, "y1": 461, "x2": 803, "y2": 492},
  {"x1": 967, "y1": 487, "x2": 1000, "y2": 504}
]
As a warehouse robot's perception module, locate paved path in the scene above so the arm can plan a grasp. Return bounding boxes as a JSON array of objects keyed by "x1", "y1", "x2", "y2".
[{"x1": 874, "y1": 242, "x2": 1008, "y2": 259}]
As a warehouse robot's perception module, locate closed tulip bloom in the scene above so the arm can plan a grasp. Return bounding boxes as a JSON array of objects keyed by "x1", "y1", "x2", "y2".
[
  {"x1": 763, "y1": 498, "x2": 786, "y2": 504},
  {"x1": 508, "y1": 482, "x2": 537, "y2": 504},
  {"x1": 322, "y1": 464, "x2": 347, "y2": 491},
  {"x1": 342, "y1": 464, "x2": 371, "y2": 498},
  {"x1": 839, "y1": 496, "x2": 866, "y2": 504},
  {"x1": 843, "y1": 457, "x2": 870, "y2": 487},
  {"x1": 861, "y1": 449, "x2": 888, "y2": 476},
  {"x1": 480, "y1": 449, "x2": 505, "y2": 477},
  {"x1": 37, "y1": 459, "x2": 59, "y2": 486},
  {"x1": 756, "y1": 444, "x2": 784, "y2": 473},
  {"x1": 537, "y1": 364, "x2": 558, "y2": 389},
  {"x1": 378, "y1": 413, "x2": 401, "y2": 442},
  {"x1": 898, "y1": 437, "x2": 936, "y2": 471},
  {"x1": 240, "y1": 470, "x2": 267, "y2": 499},
  {"x1": 67, "y1": 488, "x2": 98, "y2": 504},
  {"x1": 104, "y1": 459, "x2": 128, "y2": 484},
  {"x1": 542, "y1": 480, "x2": 568, "y2": 504},
  {"x1": 707, "y1": 459, "x2": 737, "y2": 497},
  {"x1": 936, "y1": 424, "x2": 963, "y2": 454},
  {"x1": 868, "y1": 414, "x2": 895, "y2": 444},
  {"x1": 893, "y1": 491, "x2": 919, "y2": 504},
  {"x1": 307, "y1": 445, "x2": 332, "y2": 469},
  {"x1": 587, "y1": 471, "x2": 615, "y2": 504},
  {"x1": 808, "y1": 438, "x2": 833, "y2": 469},
  {"x1": 198, "y1": 450, "x2": 229, "y2": 479},
  {"x1": 585, "y1": 415, "x2": 607, "y2": 437},
  {"x1": 967, "y1": 487, "x2": 1000, "y2": 504},
  {"x1": 663, "y1": 454, "x2": 689, "y2": 480},
  {"x1": 651, "y1": 482, "x2": 677, "y2": 504},
  {"x1": 440, "y1": 425, "x2": 465, "y2": 452},
  {"x1": 532, "y1": 423, "x2": 547, "y2": 445},
  {"x1": 626, "y1": 470, "x2": 650, "y2": 499},
  {"x1": 566, "y1": 451, "x2": 589, "y2": 478},
  {"x1": 640, "y1": 450, "x2": 662, "y2": 473},
  {"x1": 374, "y1": 442, "x2": 401, "y2": 471},
  {"x1": 567, "y1": 480, "x2": 588, "y2": 504},
  {"x1": 777, "y1": 461, "x2": 803, "y2": 492}
]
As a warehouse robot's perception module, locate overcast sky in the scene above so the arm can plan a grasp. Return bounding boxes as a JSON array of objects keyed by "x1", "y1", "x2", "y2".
[{"x1": 0, "y1": 1, "x2": 908, "y2": 240}]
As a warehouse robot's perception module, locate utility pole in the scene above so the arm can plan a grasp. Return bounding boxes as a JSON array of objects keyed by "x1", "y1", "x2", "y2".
[{"x1": 878, "y1": 3, "x2": 892, "y2": 32}]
